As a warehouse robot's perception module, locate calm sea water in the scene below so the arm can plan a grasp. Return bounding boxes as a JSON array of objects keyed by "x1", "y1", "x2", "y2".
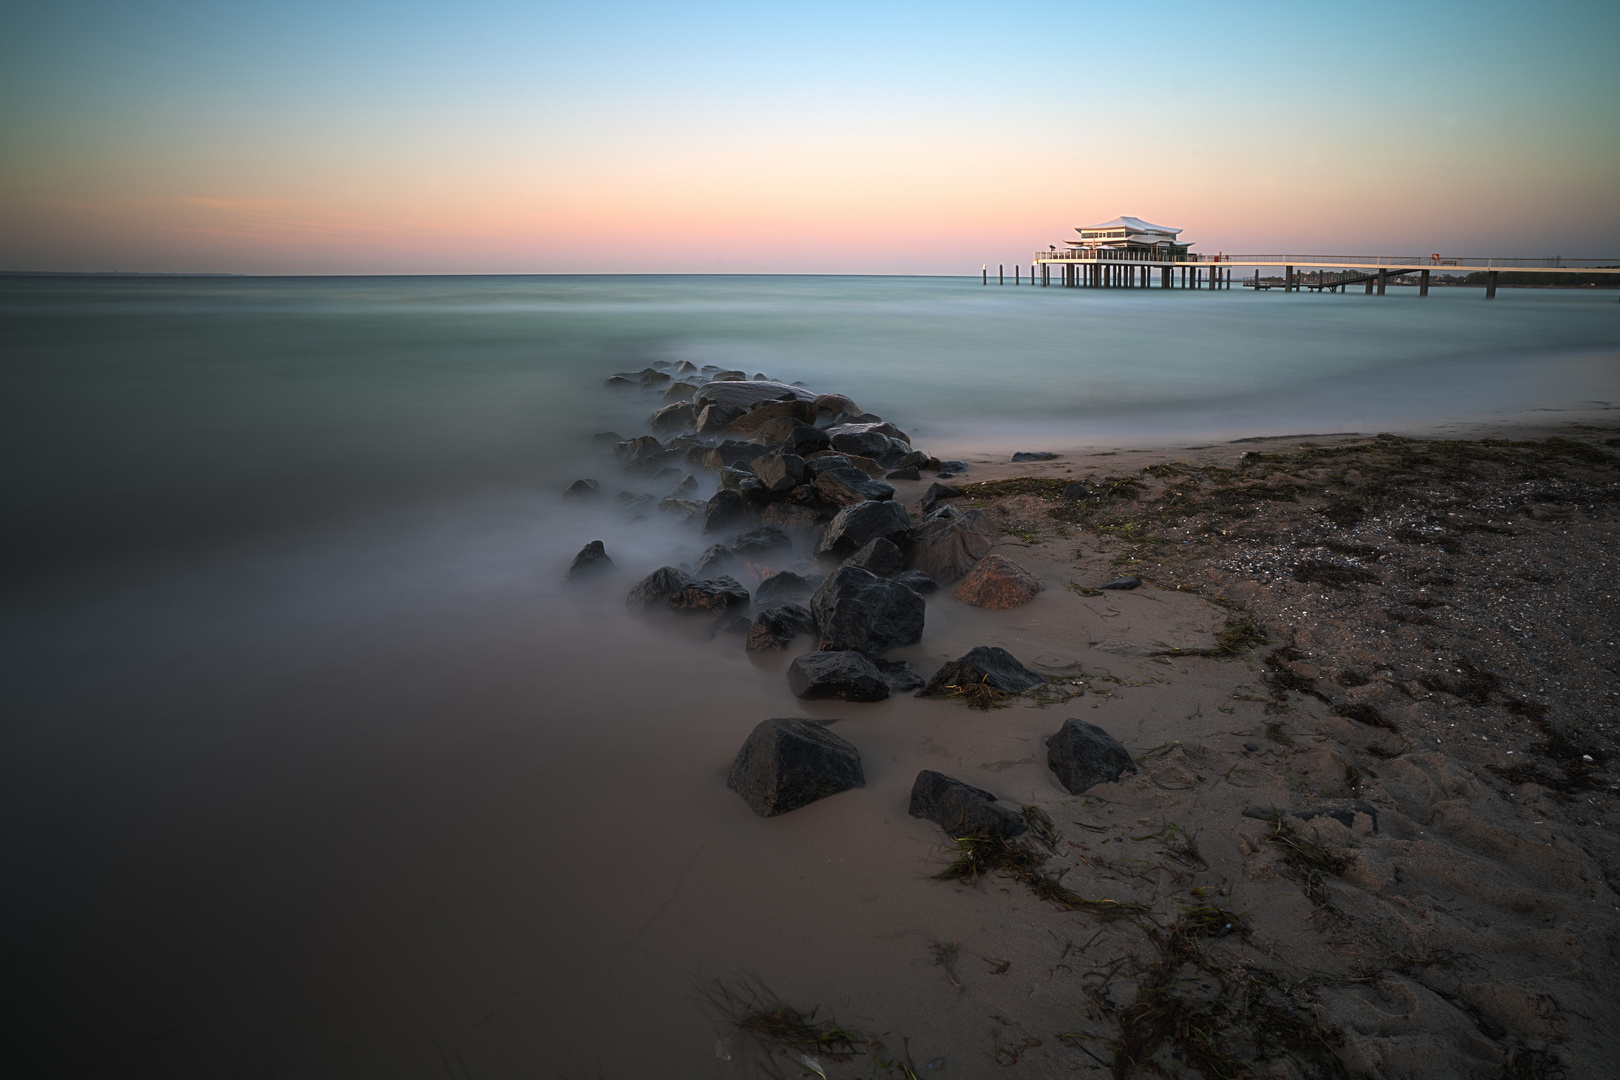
[{"x1": 2, "y1": 275, "x2": 1616, "y2": 1075}]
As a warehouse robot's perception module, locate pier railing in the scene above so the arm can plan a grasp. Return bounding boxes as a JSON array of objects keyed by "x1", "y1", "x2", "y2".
[{"x1": 1033, "y1": 250, "x2": 1620, "y2": 269}]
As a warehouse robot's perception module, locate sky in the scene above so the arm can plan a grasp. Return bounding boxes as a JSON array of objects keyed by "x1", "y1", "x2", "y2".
[{"x1": 1, "y1": 0, "x2": 1617, "y2": 274}]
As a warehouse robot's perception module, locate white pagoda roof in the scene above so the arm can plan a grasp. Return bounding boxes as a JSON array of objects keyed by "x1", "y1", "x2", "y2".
[{"x1": 1079, "y1": 216, "x2": 1182, "y2": 235}]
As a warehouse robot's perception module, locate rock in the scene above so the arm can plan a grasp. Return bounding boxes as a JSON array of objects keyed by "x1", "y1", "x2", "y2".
[
  {"x1": 806, "y1": 450, "x2": 886, "y2": 478},
  {"x1": 749, "y1": 452, "x2": 806, "y2": 492},
  {"x1": 787, "y1": 650, "x2": 891, "y2": 702},
  {"x1": 920, "y1": 646, "x2": 1045, "y2": 696},
  {"x1": 694, "y1": 403, "x2": 745, "y2": 435},
  {"x1": 613, "y1": 435, "x2": 664, "y2": 463},
  {"x1": 844, "y1": 537, "x2": 907, "y2": 577},
  {"x1": 649, "y1": 402, "x2": 697, "y2": 433},
  {"x1": 891, "y1": 449, "x2": 930, "y2": 469},
  {"x1": 605, "y1": 375, "x2": 635, "y2": 388},
  {"x1": 668, "y1": 473, "x2": 699, "y2": 496},
  {"x1": 702, "y1": 489, "x2": 751, "y2": 534},
  {"x1": 893, "y1": 570, "x2": 938, "y2": 595},
  {"x1": 724, "y1": 399, "x2": 819, "y2": 435},
  {"x1": 1061, "y1": 481, "x2": 1094, "y2": 500},
  {"x1": 658, "y1": 497, "x2": 705, "y2": 520},
  {"x1": 695, "y1": 544, "x2": 736, "y2": 576},
  {"x1": 695, "y1": 380, "x2": 815, "y2": 410},
  {"x1": 936, "y1": 460, "x2": 969, "y2": 478},
  {"x1": 563, "y1": 479, "x2": 600, "y2": 499},
  {"x1": 590, "y1": 431, "x2": 622, "y2": 444},
  {"x1": 761, "y1": 504, "x2": 829, "y2": 535},
  {"x1": 816, "y1": 500, "x2": 914, "y2": 559},
  {"x1": 746, "y1": 604, "x2": 815, "y2": 652},
  {"x1": 1011, "y1": 451, "x2": 1058, "y2": 462},
  {"x1": 908, "y1": 505, "x2": 997, "y2": 582},
  {"x1": 908, "y1": 770, "x2": 1028, "y2": 839},
  {"x1": 885, "y1": 466, "x2": 921, "y2": 481},
  {"x1": 700, "y1": 440, "x2": 769, "y2": 473},
  {"x1": 674, "y1": 360, "x2": 698, "y2": 374},
  {"x1": 731, "y1": 524, "x2": 793, "y2": 556},
  {"x1": 953, "y1": 554, "x2": 1044, "y2": 610},
  {"x1": 1046, "y1": 719, "x2": 1135, "y2": 795},
  {"x1": 827, "y1": 421, "x2": 910, "y2": 445},
  {"x1": 718, "y1": 466, "x2": 757, "y2": 491},
  {"x1": 757, "y1": 417, "x2": 831, "y2": 454},
  {"x1": 873, "y1": 657, "x2": 925, "y2": 693},
  {"x1": 626, "y1": 567, "x2": 693, "y2": 609},
  {"x1": 812, "y1": 393, "x2": 861, "y2": 417},
  {"x1": 622, "y1": 448, "x2": 687, "y2": 476},
  {"x1": 919, "y1": 482, "x2": 962, "y2": 513},
  {"x1": 810, "y1": 565, "x2": 926, "y2": 654},
  {"x1": 735, "y1": 476, "x2": 772, "y2": 508},
  {"x1": 617, "y1": 492, "x2": 656, "y2": 518},
  {"x1": 639, "y1": 370, "x2": 671, "y2": 386},
  {"x1": 1099, "y1": 576, "x2": 1141, "y2": 590},
  {"x1": 671, "y1": 575, "x2": 750, "y2": 613},
  {"x1": 829, "y1": 429, "x2": 895, "y2": 459},
  {"x1": 563, "y1": 540, "x2": 614, "y2": 583},
  {"x1": 711, "y1": 369, "x2": 747, "y2": 381},
  {"x1": 727, "y1": 717, "x2": 865, "y2": 818},
  {"x1": 755, "y1": 571, "x2": 814, "y2": 606},
  {"x1": 812, "y1": 467, "x2": 895, "y2": 507},
  {"x1": 661, "y1": 381, "x2": 700, "y2": 402}
]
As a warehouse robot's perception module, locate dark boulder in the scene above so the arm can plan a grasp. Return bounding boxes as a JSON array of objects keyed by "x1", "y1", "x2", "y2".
[
  {"x1": 613, "y1": 435, "x2": 664, "y2": 463},
  {"x1": 952, "y1": 554, "x2": 1044, "y2": 610},
  {"x1": 725, "y1": 399, "x2": 819, "y2": 436},
  {"x1": 694, "y1": 544, "x2": 736, "y2": 577},
  {"x1": 670, "y1": 575, "x2": 750, "y2": 614},
  {"x1": 919, "y1": 482, "x2": 962, "y2": 513},
  {"x1": 1099, "y1": 576, "x2": 1141, "y2": 590},
  {"x1": 787, "y1": 650, "x2": 891, "y2": 702},
  {"x1": 711, "y1": 369, "x2": 746, "y2": 381},
  {"x1": 563, "y1": 479, "x2": 600, "y2": 499},
  {"x1": 718, "y1": 466, "x2": 756, "y2": 491},
  {"x1": 757, "y1": 417, "x2": 831, "y2": 455},
  {"x1": 891, "y1": 449, "x2": 930, "y2": 469},
  {"x1": 829, "y1": 429, "x2": 894, "y2": 459},
  {"x1": 921, "y1": 646, "x2": 1045, "y2": 696},
  {"x1": 702, "y1": 489, "x2": 751, "y2": 534},
  {"x1": 658, "y1": 497, "x2": 705, "y2": 521},
  {"x1": 810, "y1": 565, "x2": 926, "y2": 654},
  {"x1": 746, "y1": 604, "x2": 815, "y2": 652},
  {"x1": 762, "y1": 504, "x2": 829, "y2": 535},
  {"x1": 844, "y1": 537, "x2": 907, "y2": 577},
  {"x1": 1046, "y1": 719, "x2": 1136, "y2": 795},
  {"x1": 727, "y1": 717, "x2": 865, "y2": 818},
  {"x1": 749, "y1": 452, "x2": 806, "y2": 493},
  {"x1": 908, "y1": 770, "x2": 1028, "y2": 839},
  {"x1": 731, "y1": 525, "x2": 793, "y2": 556},
  {"x1": 802, "y1": 453, "x2": 856, "y2": 476},
  {"x1": 1011, "y1": 451, "x2": 1058, "y2": 462},
  {"x1": 700, "y1": 440, "x2": 769, "y2": 473},
  {"x1": 936, "y1": 460, "x2": 970, "y2": 478},
  {"x1": 626, "y1": 567, "x2": 694, "y2": 609},
  {"x1": 617, "y1": 492, "x2": 656, "y2": 518},
  {"x1": 827, "y1": 420, "x2": 910, "y2": 445},
  {"x1": 884, "y1": 466, "x2": 921, "y2": 481},
  {"x1": 604, "y1": 375, "x2": 634, "y2": 388},
  {"x1": 694, "y1": 403, "x2": 745, "y2": 435},
  {"x1": 908, "y1": 505, "x2": 997, "y2": 582},
  {"x1": 650, "y1": 402, "x2": 697, "y2": 434},
  {"x1": 1061, "y1": 481, "x2": 1095, "y2": 500},
  {"x1": 590, "y1": 431, "x2": 622, "y2": 445},
  {"x1": 563, "y1": 540, "x2": 615, "y2": 583},
  {"x1": 695, "y1": 379, "x2": 815, "y2": 410},
  {"x1": 893, "y1": 570, "x2": 939, "y2": 595},
  {"x1": 640, "y1": 370, "x2": 671, "y2": 386},
  {"x1": 816, "y1": 500, "x2": 914, "y2": 560},
  {"x1": 755, "y1": 571, "x2": 814, "y2": 606},
  {"x1": 668, "y1": 473, "x2": 699, "y2": 496},
  {"x1": 812, "y1": 467, "x2": 895, "y2": 507}
]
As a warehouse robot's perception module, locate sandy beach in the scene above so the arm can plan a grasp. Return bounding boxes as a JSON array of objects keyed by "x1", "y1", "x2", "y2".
[{"x1": 700, "y1": 417, "x2": 1619, "y2": 1078}]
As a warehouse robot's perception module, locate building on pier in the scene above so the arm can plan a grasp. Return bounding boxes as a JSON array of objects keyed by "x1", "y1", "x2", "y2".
[{"x1": 1068, "y1": 216, "x2": 1192, "y2": 260}]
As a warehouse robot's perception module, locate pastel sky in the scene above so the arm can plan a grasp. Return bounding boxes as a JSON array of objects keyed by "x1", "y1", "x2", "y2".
[{"x1": 2, "y1": 1, "x2": 1617, "y2": 274}]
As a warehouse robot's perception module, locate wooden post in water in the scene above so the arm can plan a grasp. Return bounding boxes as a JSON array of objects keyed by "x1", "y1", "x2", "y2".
[
  {"x1": 1419, "y1": 269, "x2": 1430, "y2": 297},
  {"x1": 1284, "y1": 265, "x2": 1293, "y2": 292},
  {"x1": 1377, "y1": 268, "x2": 1388, "y2": 296},
  {"x1": 1486, "y1": 271, "x2": 1498, "y2": 299},
  {"x1": 999, "y1": 264, "x2": 1004, "y2": 286},
  {"x1": 982, "y1": 265, "x2": 987, "y2": 285}
]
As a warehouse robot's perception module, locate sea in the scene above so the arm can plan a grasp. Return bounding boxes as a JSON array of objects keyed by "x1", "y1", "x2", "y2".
[{"x1": 2, "y1": 274, "x2": 1616, "y2": 1075}]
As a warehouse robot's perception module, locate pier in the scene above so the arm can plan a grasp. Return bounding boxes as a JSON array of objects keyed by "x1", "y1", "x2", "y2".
[{"x1": 1010, "y1": 217, "x2": 1620, "y2": 299}]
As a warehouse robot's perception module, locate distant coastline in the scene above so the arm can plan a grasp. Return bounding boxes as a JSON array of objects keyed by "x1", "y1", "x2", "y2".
[{"x1": 0, "y1": 270, "x2": 247, "y2": 277}]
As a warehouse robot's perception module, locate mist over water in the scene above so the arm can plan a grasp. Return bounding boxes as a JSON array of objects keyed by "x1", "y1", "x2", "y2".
[{"x1": 3, "y1": 275, "x2": 1616, "y2": 1075}]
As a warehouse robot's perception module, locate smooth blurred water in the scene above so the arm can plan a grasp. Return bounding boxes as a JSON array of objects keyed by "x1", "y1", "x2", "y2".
[{"x1": 2, "y1": 274, "x2": 1616, "y2": 1075}]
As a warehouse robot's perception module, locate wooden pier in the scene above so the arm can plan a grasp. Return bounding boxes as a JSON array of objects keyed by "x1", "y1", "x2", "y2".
[{"x1": 1019, "y1": 251, "x2": 1620, "y2": 300}]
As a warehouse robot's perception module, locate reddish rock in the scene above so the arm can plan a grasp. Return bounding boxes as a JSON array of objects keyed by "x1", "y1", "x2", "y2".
[{"x1": 951, "y1": 554, "x2": 1043, "y2": 610}]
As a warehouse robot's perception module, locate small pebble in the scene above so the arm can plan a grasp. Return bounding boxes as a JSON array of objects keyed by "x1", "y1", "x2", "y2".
[{"x1": 1243, "y1": 742, "x2": 1261, "y2": 752}]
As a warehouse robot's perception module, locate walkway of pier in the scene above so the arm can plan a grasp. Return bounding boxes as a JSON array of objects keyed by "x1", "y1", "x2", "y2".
[{"x1": 1007, "y1": 252, "x2": 1620, "y2": 299}]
